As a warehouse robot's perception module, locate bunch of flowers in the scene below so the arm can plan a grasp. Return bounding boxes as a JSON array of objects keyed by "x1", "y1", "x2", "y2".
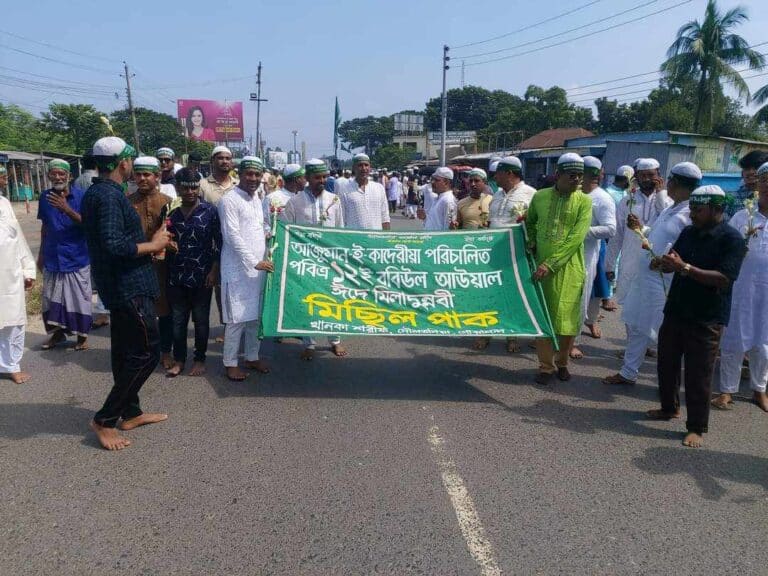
[
  {"x1": 743, "y1": 192, "x2": 764, "y2": 249},
  {"x1": 319, "y1": 196, "x2": 339, "y2": 224}
]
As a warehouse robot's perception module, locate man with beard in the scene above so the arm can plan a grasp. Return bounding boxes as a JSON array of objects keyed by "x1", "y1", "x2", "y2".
[
  {"x1": 606, "y1": 158, "x2": 672, "y2": 305},
  {"x1": 336, "y1": 153, "x2": 390, "y2": 230},
  {"x1": 418, "y1": 167, "x2": 457, "y2": 231},
  {"x1": 200, "y1": 146, "x2": 238, "y2": 206},
  {"x1": 456, "y1": 168, "x2": 492, "y2": 230},
  {"x1": 218, "y1": 156, "x2": 274, "y2": 381},
  {"x1": 37, "y1": 159, "x2": 92, "y2": 351},
  {"x1": 726, "y1": 151, "x2": 768, "y2": 220},
  {"x1": 82, "y1": 137, "x2": 173, "y2": 450}
]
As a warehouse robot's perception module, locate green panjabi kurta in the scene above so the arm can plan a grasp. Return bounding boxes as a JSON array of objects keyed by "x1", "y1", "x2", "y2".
[{"x1": 525, "y1": 186, "x2": 592, "y2": 335}]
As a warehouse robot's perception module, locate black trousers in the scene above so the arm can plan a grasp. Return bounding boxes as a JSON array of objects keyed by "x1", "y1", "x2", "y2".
[
  {"x1": 657, "y1": 316, "x2": 722, "y2": 434},
  {"x1": 158, "y1": 314, "x2": 173, "y2": 354},
  {"x1": 168, "y1": 284, "x2": 212, "y2": 364},
  {"x1": 94, "y1": 296, "x2": 160, "y2": 428}
]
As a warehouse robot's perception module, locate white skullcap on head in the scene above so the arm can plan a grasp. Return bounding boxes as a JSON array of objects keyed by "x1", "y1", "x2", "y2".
[
  {"x1": 489, "y1": 160, "x2": 500, "y2": 173},
  {"x1": 636, "y1": 158, "x2": 660, "y2": 171},
  {"x1": 353, "y1": 153, "x2": 371, "y2": 165},
  {"x1": 583, "y1": 156, "x2": 602, "y2": 170},
  {"x1": 557, "y1": 152, "x2": 584, "y2": 172},
  {"x1": 133, "y1": 156, "x2": 160, "y2": 172},
  {"x1": 757, "y1": 161, "x2": 768, "y2": 176},
  {"x1": 156, "y1": 147, "x2": 174, "y2": 158},
  {"x1": 211, "y1": 146, "x2": 232, "y2": 157},
  {"x1": 670, "y1": 161, "x2": 702, "y2": 181},
  {"x1": 283, "y1": 163, "x2": 304, "y2": 177},
  {"x1": 488, "y1": 156, "x2": 502, "y2": 170},
  {"x1": 692, "y1": 185, "x2": 725, "y2": 197},
  {"x1": 92, "y1": 136, "x2": 129, "y2": 157},
  {"x1": 468, "y1": 168, "x2": 487, "y2": 180},
  {"x1": 496, "y1": 156, "x2": 523, "y2": 172},
  {"x1": 616, "y1": 165, "x2": 634, "y2": 179},
  {"x1": 433, "y1": 167, "x2": 454, "y2": 180},
  {"x1": 690, "y1": 184, "x2": 727, "y2": 206}
]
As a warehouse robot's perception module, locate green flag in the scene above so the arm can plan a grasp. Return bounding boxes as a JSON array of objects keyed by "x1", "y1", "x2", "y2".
[
  {"x1": 333, "y1": 97, "x2": 340, "y2": 157},
  {"x1": 262, "y1": 222, "x2": 555, "y2": 341}
]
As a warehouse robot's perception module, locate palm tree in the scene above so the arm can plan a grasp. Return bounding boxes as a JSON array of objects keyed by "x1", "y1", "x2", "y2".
[
  {"x1": 661, "y1": 0, "x2": 764, "y2": 133},
  {"x1": 752, "y1": 85, "x2": 768, "y2": 123}
]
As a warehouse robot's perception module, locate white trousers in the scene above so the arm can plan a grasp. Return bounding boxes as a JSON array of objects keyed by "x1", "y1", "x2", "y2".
[
  {"x1": 584, "y1": 297, "x2": 601, "y2": 326},
  {"x1": 223, "y1": 320, "x2": 261, "y2": 367},
  {"x1": 302, "y1": 336, "x2": 341, "y2": 350},
  {"x1": 620, "y1": 324, "x2": 653, "y2": 381},
  {"x1": 406, "y1": 205, "x2": 418, "y2": 218},
  {"x1": 719, "y1": 345, "x2": 768, "y2": 393},
  {"x1": 0, "y1": 324, "x2": 25, "y2": 373}
]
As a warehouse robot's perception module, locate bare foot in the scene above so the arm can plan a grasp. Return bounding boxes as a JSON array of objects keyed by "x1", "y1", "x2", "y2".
[
  {"x1": 646, "y1": 408, "x2": 681, "y2": 420},
  {"x1": 301, "y1": 348, "x2": 315, "y2": 361},
  {"x1": 90, "y1": 420, "x2": 131, "y2": 450},
  {"x1": 331, "y1": 344, "x2": 348, "y2": 357},
  {"x1": 10, "y1": 371, "x2": 31, "y2": 384},
  {"x1": 710, "y1": 393, "x2": 734, "y2": 410},
  {"x1": 92, "y1": 314, "x2": 110, "y2": 329},
  {"x1": 601, "y1": 299, "x2": 617, "y2": 311},
  {"x1": 165, "y1": 362, "x2": 183, "y2": 378},
  {"x1": 226, "y1": 366, "x2": 248, "y2": 381},
  {"x1": 118, "y1": 413, "x2": 168, "y2": 431},
  {"x1": 74, "y1": 336, "x2": 88, "y2": 351},
  {"x1": 42, "y1": 330, "x2": 66, "y2": 350},
  {"x1": 189, "y1": 361, "x2": 206, "y2": 376},
  {"x1": 214, "y1": 336, "x2": 225, "y2": 344},
  {"x1": 587, "y1": 323, "x2": 602, "y2": 339},
  {"x1": 753, "y1": 391, "x2": 768, "y2": 412},
  {"x1": 569, "y1": 346, "x2": 584, "y2": 360},
  {"x1": 683, "y1": 432, "x2": 703, "y2": 448},
  {"x1": 244, "y1": 360, "x2": 270, "y2": 373},
  {"x1": 473, "y1": 337, "x2": 490, "y2": 350},
  {"x1": 161, "y1": 353, "x2": 174, "y2": 370},
  {"x1": 505, "y1": 338, "x2": 519, "y2": 353}
]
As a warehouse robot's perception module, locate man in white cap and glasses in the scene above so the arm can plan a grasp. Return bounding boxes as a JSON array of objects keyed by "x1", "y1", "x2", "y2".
[
  {"x1": 570, "y1": 156, "x2": 616, "y2": 360},
  {"x1": 81, "y1": 137, "x2": 173, "y2": 450},
  {"x1": 200, "y1": 146, "x2": 238, "y2": 206},
  {"x1": 607, "y1": 157, "x2": 672, "y2": 306},
  {"x1": 713, "y1": 161, "x2": 768, "y2": 413},
  {"x1": 648, "y1": 185, "x2": 746, "y2": 448},
  {"x1": 418, "y1": 167, "x2": 457, "y2": 231},
  {"x1": 336, "y1": 153, "x2": 390, "y2": 230},
  {"x1": 218, "y1": 156, "x2": 274, "y2": 381},
  {"x1": 526, "y1": 153, "x2": 592, "y2": 384},
  {"x1": 263, "y1": 164, "x2": 304, "y2": 236},
  {"x1": 281, "y1": 159, "x2": 347, "y2": 360},
  {"x1": 603, "y1": 162, "x2": 701, "y2": 386},
  {"x1": 156, "y1": 147, "x2": 176, "y2": 186},
  {"x1": 0, "y1": 169, "x2": 35, "y2": 384}
]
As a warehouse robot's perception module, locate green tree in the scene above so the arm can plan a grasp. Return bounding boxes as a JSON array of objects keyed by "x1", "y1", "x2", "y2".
[
  {"x1": 40, "y1": 103, "x2": 106, "y2": 154},
  {"x1": 661, "y1": 0, "x2": 764, "y2": 134},
  {"x1": 0, "y1": 104, "x2": 65, "y2": 152},
  {"x1": 424, "y1": 86, "x2": 500, "y2": 131},
  {"x1": 371, "y1": 144, "x2": 412, "y2": 170},
  {"x1": 337, "y1": 115, "x2": 393, "y2": 154}
]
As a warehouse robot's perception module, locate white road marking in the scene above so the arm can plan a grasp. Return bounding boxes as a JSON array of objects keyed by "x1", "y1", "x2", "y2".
[{"x1": 427, "y1": 425, "x2": 503, "y2": 576}]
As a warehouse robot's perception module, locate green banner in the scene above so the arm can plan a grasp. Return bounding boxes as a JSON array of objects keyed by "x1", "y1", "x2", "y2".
[{"x1": 261, "y1": 222, "x2": 555, "y2": 339}]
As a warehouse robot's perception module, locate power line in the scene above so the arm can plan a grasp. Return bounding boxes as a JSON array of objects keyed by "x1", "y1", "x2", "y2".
[
  {"x1": 460, "y1": 0, "x2": 661, "y2": 60},
  {"x1": 0, "y1": 29, "x2": 121, "y2": 64},
  {"x1": 0, "y1": 66, "x2": 121, "y2": 90},
  {"x1": 0, "y1": 74, "x2": 118, "y2": 96},
  {"x1": 465, "y1": 0, "x2": 693, "y2": 67},
  {"x1": 0, "y1": 43, "x2": 117, "y2": 75},
  {"x1": 451, "y1": 0, "x2": 605, "y2": 51}
]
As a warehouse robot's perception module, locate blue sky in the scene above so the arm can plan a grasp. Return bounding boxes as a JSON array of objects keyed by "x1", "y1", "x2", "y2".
[{"x1": 1, "y1": 0, "x2": 767, "y2": 156}]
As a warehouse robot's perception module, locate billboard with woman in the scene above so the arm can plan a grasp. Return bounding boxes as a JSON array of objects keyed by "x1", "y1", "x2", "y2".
[{"x1": 177, "y1": 100, "x2": 244, "y2": 142}]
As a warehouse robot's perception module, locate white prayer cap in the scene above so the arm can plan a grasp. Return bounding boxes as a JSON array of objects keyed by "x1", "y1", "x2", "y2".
[
  {"x1": 239, "y1": 156, "x2": 264, "y2": 171},
  {"x1": 433, "y1": 167, "x2": 454, "y2": 180},
  {"x1": 616, "y1": 165, "x2": 634, "y2": 179},
  {"x1": 353, "y1": 153, "x2": 371, "y2": 165},
  {"x1": 489, "y1": 160, "x2": 500, "y2": 173},
  {"x1": 283, "y1": 163, "x2": 304, "y2": 178},
  {"x1": 155, "y1": 147, "x2": 174, "y2": 159},
  {"x1": 690, "y1": 184, "x2": 726, "y2": 206},
  {"x1": 583, "y1": 156, "x2": 602, "y2": 170},
  {"x1": 670, "y1": 161, "x2": 702, "y2": 181},
  {"x1": 496, "y1": 156, "x2": 523, "y2": 173},
  {"x1": 133, "y1": 156, "x2": 161, "y2": 173},
  {"x1": 757, "y1": 161, "x2": 768, "y2": 176},
  {"x1": 636, "y1": 158, "x2": 660, "y2": 171},
  {"x1": 92, "y1": 136, "x2": 130, "y2": 157},
  {"x1": 557, "y1": 152, "x2": 584, "y2": 173},
  {"x1": 211, "y1": 145, "x2": 232, "y2": 158},
  {"x1": 305, "y1": 158, "x2": 329, "y2": 175},
  {"x1": 468, "y1": 168, "x2": 487, "y2": 180}
]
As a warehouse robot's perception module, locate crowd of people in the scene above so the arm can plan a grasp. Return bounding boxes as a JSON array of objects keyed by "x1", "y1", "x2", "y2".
[{"x1": 0, "y1": 137, "x2": 765, "y2": 451}]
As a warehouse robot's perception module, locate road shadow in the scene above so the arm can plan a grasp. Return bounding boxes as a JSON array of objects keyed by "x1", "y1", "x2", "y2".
[
  {"x1": 633, "y1": 446, "x2": 768, "y2": 501},
  {"x1": 0, "y1": 402, "x2": 93, "y2": 440},
  {"x1": 503, "y1": 397, "x2": 678, "y2": 441}
]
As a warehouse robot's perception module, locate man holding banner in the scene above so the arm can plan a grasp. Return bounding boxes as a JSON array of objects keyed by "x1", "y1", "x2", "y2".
[
  {"x1": 281, "y1": 159, "x2": 347, "y2": 360},
  {"x1": 218, "y1": 156, "x2": 274, "y2": 381},
  {"x1": 526, "y1": 153, "x2": 592, "y2": 384}
]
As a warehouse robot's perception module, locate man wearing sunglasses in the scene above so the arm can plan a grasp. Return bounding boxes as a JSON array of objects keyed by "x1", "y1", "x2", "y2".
[{"x1": 156, "y1": 147, "x2": 177, "y2": 186}]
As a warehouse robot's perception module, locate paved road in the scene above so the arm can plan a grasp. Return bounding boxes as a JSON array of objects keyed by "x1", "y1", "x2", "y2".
[{"x1": 2, "y1": 205, "x2": 766, "y2": 575}]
